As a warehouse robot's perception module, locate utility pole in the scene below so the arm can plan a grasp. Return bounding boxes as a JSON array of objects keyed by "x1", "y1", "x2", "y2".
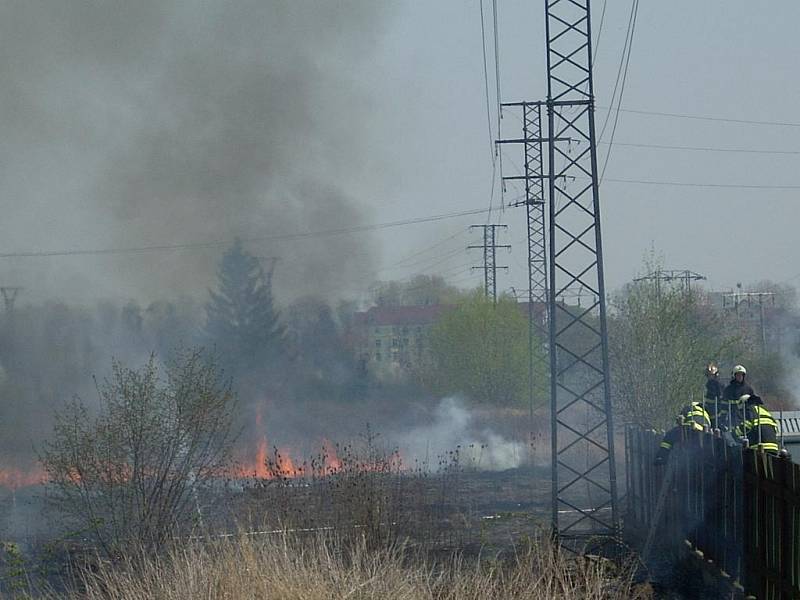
[
  {"x1": 254, "y1": 256, "x2": 280, "y2": 289},
  {"x1": 723, "y1": 290, "x2": 775, "y2": 353},
  {"x1": 545, "y1": 0, "x2": 619, "y2": 548},
  {"x1": 0, "y1": 287, "x2": 22, "y2": 313},
  {"x1": 468, "y1": 224, "x2": 510, "y2": 303},
  {"x1": 497, "y1": 101, "x2": 550, "y2": 427}
]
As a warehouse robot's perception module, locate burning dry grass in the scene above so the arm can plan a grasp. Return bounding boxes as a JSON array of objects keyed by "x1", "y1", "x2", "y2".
[{"x1": 47, "y1": 532, "x2": 650, "y2": 600}]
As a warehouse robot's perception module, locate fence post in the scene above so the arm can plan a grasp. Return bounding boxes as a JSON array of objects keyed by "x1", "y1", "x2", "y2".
[{"x1": 778, "y1": 454, "x2": 794, "y2": 598}]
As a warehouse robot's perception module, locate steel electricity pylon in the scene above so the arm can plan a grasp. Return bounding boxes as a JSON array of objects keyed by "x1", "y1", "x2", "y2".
[
  {"x1": 468, "y1": 224, "x2": 510, "y2": 303},
  {"x1": 497, "y1": 101, "x2": 550, "y2": 424},
  {"x1": 633, "y1": 269, "x2": 707, "y2": 298},
  {"x1": 544, "y1": 0, "x2": 619, "y2": 546}
]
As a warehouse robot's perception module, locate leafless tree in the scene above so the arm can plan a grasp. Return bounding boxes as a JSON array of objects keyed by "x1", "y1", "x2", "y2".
[{"x1": 40, "y1": 349, "x2": 235, "y2": 556}]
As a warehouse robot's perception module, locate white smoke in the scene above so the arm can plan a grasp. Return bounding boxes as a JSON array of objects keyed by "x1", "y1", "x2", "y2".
[{"x1": 393, "y1": 397, "x2": 525, "y2": 471}]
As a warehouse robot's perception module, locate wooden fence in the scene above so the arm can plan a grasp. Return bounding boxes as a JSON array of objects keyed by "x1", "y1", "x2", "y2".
[{"x1": 625, "y1": 427, "x2": 800, "y2": 599}]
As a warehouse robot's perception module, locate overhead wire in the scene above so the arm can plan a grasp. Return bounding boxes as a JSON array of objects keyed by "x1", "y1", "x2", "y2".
[
  {"x1": 388, "y1": 245, "x2": 468, "y2": 275},
  {"x1": 478, "y1": 0, "x2": 501, "y2": 224},
  {"x1": 0, "y1": 207, "x2": 491, "y2": 260},
  {"x1": 599, "y1": 140, "x2": 800, "y2": 156},
  {"x1": 599, "y1": 0, "x2": 640, "y2": 182},
  {"x1": 385, "y1": 229, "x2": 467, "y2": 269},
  {"x1": 597, "y1": 0, "x2": 639, "y2": 143},
  {"x1": 599, "y1": 106, "x2": 800, "y2": 128},
  {"x1": 478, "y1": 0, "x2": 496, "y2": 165},
  {"x1": 602, "y1": 177, "x2": 800, "y2": 190},
  {"x1": 491, "y1": 0, "x2": 504, "y2": 223},
  {"x1": 592, "y1": 0, "x2": 609, "y2": 62}
]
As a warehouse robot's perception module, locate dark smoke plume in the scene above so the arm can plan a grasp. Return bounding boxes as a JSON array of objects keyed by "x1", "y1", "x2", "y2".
[{"x1": 0, "y1": 1, "x2": 389, "y2": 302}]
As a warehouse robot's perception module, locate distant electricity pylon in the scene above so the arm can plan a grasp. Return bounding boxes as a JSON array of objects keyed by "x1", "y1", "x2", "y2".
[
  {"x1": 633, "y1": 269, "x2": 706, "y2": 298},
  {"x1": 0, "y1": 287, "x2": 22, "y2": 313},
  {"x1": 497, "y1": 101, "x2": 550, "y2": 425},
  {"x1": 544, "y1": 0, "x2": 619, "y2": 547},
  {"x1": 468, "y1": 224, "x2": 510, "y2": 303},
  {"x1": 723, "y1": 289, "x2": 775, "y2": 353}
]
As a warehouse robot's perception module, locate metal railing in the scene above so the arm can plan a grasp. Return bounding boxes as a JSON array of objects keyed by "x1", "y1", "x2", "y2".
[{"x1": 625, "y1": 427, "x2": 800, "y2": 599}]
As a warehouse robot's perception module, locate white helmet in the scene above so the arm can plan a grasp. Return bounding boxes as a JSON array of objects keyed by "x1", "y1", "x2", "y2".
[
  {"x1": 732, "y1": 365, "x2": 747, "y2": 377},
  {"x1": 738, "y1": 394, "x2": 751, "y2": 404}
]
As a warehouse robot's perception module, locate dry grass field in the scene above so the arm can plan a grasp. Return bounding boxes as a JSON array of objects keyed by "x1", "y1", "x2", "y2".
[{"x1": 45, "y1": 531, "x2": 650, "y2": 600}]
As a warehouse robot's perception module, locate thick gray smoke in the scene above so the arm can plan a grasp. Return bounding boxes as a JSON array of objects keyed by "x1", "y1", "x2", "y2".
[
  {"x1": 394, "y1": 397, "x2": 527, "y2": 471},
  {"x1": 0, "y1": 1, "x2": 389, "y2": 303}
]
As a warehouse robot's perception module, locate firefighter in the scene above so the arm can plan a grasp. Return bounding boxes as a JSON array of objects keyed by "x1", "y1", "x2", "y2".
[
  {"x1": 717, "y1": 365, "x2": 755, "y2": 430},
  {"x1": 704, "y1": 363, "x2": 722, "y2": 427},
  {"x1": 734, "y1": 394, "x2": 779, "y2": 454},
  {"x1": 654, "y1": 402, "x2": 711, "y2": 465}
]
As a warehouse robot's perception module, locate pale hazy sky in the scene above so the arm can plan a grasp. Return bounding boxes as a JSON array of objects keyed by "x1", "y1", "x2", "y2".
[
  {"x1": 1, "y1": 1, "x2": 798, "y2": 304},
  {"x1": 368, "y1": 0, "x2": 800, "y2": 299}
]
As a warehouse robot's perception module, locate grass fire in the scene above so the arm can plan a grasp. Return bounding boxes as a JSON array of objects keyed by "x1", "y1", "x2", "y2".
[{"x1": 1, "y1": 1, "x2": 799, "y2": 599}]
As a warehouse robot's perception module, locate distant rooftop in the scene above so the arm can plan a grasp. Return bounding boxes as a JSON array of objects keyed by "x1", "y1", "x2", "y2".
[
  {"x1": 354, "y1": 304, "x2": 451, "y2": 327},
  {"x1": 353, "y1": 301, "x2": 547, "y2": 328}
]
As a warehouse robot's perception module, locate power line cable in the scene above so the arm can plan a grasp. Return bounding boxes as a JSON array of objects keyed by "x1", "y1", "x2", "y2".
[
  {"x1": 0, "y1": 207, "x2": 491, "y2": 259},
  {"x1": 478, "y1": 0, "x2": 500, "y2": 224},
  {"x1": 598, "y1": 106, "x2": 800, "y2": 128},
  {"x1": 597, "y1": 0, "x2": 639, "y2": 143},
  {"x1": 599, "y1": 140, "x2": 800, "y2": 156},
  {"x1": 386, "y1": 245, "x2": 466, "y2": 274},
  {"x1": 385, "y1": 230, "x2": 466, "y2": 268},
  {"x1": 600, "y1": 0, "x2": 639, "y2": 181},
  {"x1": 491, "y1": 0, "x2": 504, "y2": 223},
  {"x1": 478, "y1": 0, "x2": 496, "y2": 164},
  {"x1": 592, "y1": 0, "x2": 609, "y2": 62},
  {"x1": 602, "y1": 177, "x2": 800, "y2": 190}
]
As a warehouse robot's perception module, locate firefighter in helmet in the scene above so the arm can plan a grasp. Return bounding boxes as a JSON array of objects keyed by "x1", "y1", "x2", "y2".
[
  {"x1": 704, "y1": 363, "x2": 722, "y2": 426},
  {"x1": 717, "y1": 365, "x2": 755, "y2": 430},
  {"x1": 654, "y1": 402, "x2": 711, "y2": 465},
  {"x1": 734, "y1": 394, "x2": 779, "y2": 454}
]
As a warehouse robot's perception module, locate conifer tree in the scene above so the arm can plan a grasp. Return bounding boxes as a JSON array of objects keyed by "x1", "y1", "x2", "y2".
[{"x1": 206, "y1": 239, "x2": 285, "y2": 380}]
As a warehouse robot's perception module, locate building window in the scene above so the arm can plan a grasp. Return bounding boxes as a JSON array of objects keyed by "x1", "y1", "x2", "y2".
[
  {"x1": 392, "y1": 338, "x2": 399, "y2": 348},
  {"x1": 375, "y1": 353, "x2": 382, "y2": 362},
  {"x1": 375, "y1": 339, "x2": 381, "y2": 348}
]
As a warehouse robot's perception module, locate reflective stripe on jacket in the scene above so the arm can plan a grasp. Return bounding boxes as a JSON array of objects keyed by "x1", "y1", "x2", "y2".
[
  {"x1": 734, "y1": 405, "x2": 779, "y2": 453},
  {"x1": 681, "y1": 402, "x2": 711, "y2": 431},
  {"x1": 655, "y1": 403, "x2": 711, "y2": 463}
]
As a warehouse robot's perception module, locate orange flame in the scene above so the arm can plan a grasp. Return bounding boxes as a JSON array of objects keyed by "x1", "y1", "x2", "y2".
[
  {"x1": 322, "y1": 438, "x2": 342, "y2": 474},
  {"x1": 0, "y1": 465, "x2": 45, "y2": 490}
]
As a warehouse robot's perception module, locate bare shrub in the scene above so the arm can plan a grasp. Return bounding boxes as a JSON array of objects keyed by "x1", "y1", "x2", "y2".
[{"x1": 40, "y1": 350, "x2": 235, "y2": 557}]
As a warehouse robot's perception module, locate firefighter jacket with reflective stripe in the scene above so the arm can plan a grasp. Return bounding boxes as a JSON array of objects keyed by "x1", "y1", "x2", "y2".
[
  {"x1": 734, "y1": 404, "x2": 779, "y2": 453},
  {"x1": 680, "y1": 402, "x2": 711, "y2": 431},
  {"x1": 655, "y1": 403, "x2": 711, "y2": 463}
]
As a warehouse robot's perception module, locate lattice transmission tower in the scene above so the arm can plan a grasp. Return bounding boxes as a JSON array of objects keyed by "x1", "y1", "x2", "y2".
[
  {"x1": 633, "y1": 269, "x2": 706, "y2": 298},
  {"x1": 498, "y1": 101, "x2": 550, "y2": 423},
  {"x1": 469, "y1": 224, "x2": 510, "y2": 303},
  {"x1": 545, "y1": 0, "x2": 619, "y2": 546}
]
